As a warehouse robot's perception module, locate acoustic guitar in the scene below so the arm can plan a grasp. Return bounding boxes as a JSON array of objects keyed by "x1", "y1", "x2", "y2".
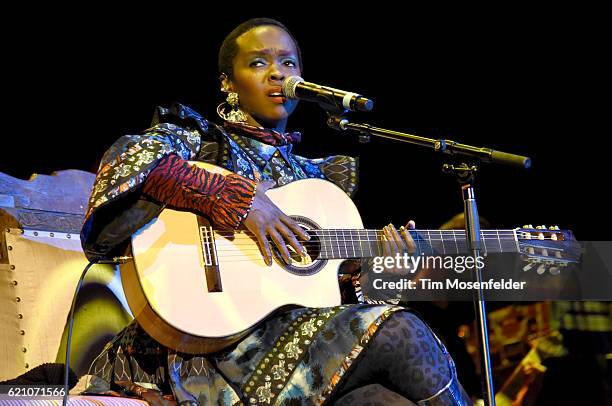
[{"x1": 120, "y1": 162, "x2": 580, "y2": 353}]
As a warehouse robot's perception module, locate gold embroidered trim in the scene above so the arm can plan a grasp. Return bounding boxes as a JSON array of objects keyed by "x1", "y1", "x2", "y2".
[{"x1": 243, "y1": 306, "x2": 347, "y2": 405}]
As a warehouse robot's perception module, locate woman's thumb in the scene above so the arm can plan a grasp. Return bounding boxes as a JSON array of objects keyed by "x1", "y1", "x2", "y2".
[{"x1": 258, "y1": 180, "x2": 276, "y2": 193}]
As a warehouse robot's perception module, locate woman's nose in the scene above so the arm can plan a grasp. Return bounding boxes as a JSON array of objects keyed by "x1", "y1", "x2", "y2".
[{"x1": 269, "y1": 65, "x2": 286, "y2": 82}]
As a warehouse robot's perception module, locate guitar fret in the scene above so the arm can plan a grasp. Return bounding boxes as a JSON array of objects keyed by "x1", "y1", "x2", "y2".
[
  {"x1": 320, "y1": 230, "x2": 329, "y2": 259},
  {"x1": 512, "y1": 228, "x2": 521, "y2": 254},
  {"x1": 358, "y1": 230, "x2": 368, "y2": 258},
  {"x1": 439, "y1": 230, "x2": 446, "y2": 255},
  {"x1": 413, "y1": 230, "x2": 421, "y2": 255},
  {"x1": 368, "y1": 229, "x2": 379, "y2": 257},
  {"x1": 344, "y1": 230, "x2": 349, "y2": 258},
  {"x1": 358, "y1": 230, "x2": 365, "y2": 258},
  {"x1": 369, "y1": 230, "x2": 374, "y2": 257},
  {"x1": 332, "y1": 230, "x2": 338, "y2": 259},
  {"x1": 481, "y1": 231, "x2": 487, "y2": 255}
]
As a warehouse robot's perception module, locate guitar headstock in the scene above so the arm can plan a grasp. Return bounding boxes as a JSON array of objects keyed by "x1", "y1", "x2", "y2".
[{"x1": 515, "y1": 225, "x2": 581, "y2": 275}]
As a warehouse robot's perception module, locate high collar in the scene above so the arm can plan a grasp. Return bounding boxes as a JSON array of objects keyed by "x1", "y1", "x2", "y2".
[{"x1": 223, "y1": 121, "x2": 301, "y2": 146}]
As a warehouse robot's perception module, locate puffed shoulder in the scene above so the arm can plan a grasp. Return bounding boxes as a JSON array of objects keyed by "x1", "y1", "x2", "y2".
[
  {"x1": 151, "y1": 102, "x2": 229, "y2": 162},
  {"x1": 151, "y1": 103, "x2": 210, "y2": 131}
]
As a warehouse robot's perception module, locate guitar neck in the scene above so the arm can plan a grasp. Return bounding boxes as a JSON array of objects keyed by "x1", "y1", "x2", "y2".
[{"x1": 310, "y1": 229, "x2": 519, "y2": 260}]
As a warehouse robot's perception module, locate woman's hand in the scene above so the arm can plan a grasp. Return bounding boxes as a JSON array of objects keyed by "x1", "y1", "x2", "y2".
[
  {"x1": 360, "y1": 221, "x2": 417, "y2": 281},
  {"x1": 381, "y1": 220, "x2": 417, "y2": 267},
  {"x1": 243, "y1": 180, "x2": 310, "y2": 266},
  {"x1": 366, "y1": 221, "x2": 418, "y2": 278},
  {"x1": 381, "y1": 221, "x2": 436, "y2": 290},
  {"x1": 358, "y1": 221, "x2": 417, "y2": 303}
]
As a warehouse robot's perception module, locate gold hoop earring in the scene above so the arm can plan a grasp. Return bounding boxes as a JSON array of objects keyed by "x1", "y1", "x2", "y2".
[{"x1": 217, "y1": 92, "x2": 248, "y2": 123}]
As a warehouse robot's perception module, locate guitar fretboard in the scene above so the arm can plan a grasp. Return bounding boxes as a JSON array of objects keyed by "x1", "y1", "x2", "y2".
[{"x1": 308, "y1": 229, "x2": 518, "y2": 260}]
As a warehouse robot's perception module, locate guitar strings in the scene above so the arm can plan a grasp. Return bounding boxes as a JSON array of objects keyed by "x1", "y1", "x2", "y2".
[
  {"x1": 212, "y1": 229, "x2": 558, "y2": 237},
  {"x1": 211, "y1": 237, "x2": 562, "y2": 243},
  {"x1": 212, "y1": 232, "x2": 556, "y2": 240},
  {"x1": 200, "y1": 229, "x2": 565, "y2": 260}
]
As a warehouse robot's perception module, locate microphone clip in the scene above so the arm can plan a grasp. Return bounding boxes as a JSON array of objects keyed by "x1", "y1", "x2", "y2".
[{"x1": 326, "y1": 113, "x2": 370, "y2": 143}]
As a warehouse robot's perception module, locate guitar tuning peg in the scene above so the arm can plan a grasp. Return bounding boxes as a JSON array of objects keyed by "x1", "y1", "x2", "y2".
[
  {"x1": 549, "y1": 267, "x2": 560, "y2": 275},
  {"x1": 549, "y1": 226, "x2": 556, "y2": 230},
  {"x1": 536, "y1": 225, "x2": 544, "y2": 230},
  {"x1": 551, "y1": 233, "x2": 558, "y2": 241},
  {"x1": 528, "y1": 247, "x2": 535, "y2": 255},
  {"x1": 555, "y1": 251, "x2": 562, "y2": 258},
  {"x1": 553, "y1": 225, "x2": 560, "y2": 230},
  {"x1": 537, "y1": 264, "x2": 547, "y2": 275},
  {"x1": 538, "y1": 233, "x2": 545, "y2": 240},
  {"x1": 523, "y1": 225, "x2": 530, "y2": 229},
  {"x1": 523, "y1": 263, "x2": 535, "y2": 272},
  {"x1": 541, "y1": 249, "x2": 548, "y2": 257}
]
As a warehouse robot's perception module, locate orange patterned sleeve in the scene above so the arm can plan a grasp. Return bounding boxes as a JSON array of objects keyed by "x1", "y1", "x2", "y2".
[{"x1": 142, "y1": 153, "x2": 256, "y2": 229}]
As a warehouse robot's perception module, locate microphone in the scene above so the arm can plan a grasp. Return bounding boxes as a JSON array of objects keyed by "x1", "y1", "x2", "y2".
[{"x1": 282, "y1": 76, "x2": 374, "y2": 112}]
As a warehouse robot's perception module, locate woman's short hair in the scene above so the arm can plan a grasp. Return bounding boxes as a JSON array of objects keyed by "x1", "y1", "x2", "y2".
[{"x1": 218, "y1": 18, "x2": 303, "y2": 78}]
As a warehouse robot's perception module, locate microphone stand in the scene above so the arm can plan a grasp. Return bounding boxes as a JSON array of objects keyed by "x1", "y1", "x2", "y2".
[{"x1": 326, "y1": 113, "x2": 531, "y2": 406}]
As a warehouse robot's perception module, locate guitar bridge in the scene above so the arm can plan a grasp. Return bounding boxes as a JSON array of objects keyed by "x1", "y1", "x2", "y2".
[{"x1": 198, "y1": 217, "x2": 222, "y2": 292}]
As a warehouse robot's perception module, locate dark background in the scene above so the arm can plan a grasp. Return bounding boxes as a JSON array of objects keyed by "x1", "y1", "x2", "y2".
[{"x1": 1, "y1": 7, "x2": 608, "y2": 239}]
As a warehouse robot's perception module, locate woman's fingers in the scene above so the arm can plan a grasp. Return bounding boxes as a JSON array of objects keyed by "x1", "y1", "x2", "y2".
[
  {"x1": 244, "y1": 181, "x2": 310, "y2": 266},
  {"x1": 388, "y1": 224, "x2": 403, "y2": 248},
  {"x1": 252, "y1": 224, "x2": 273, "y2": 266},
  {"x1": 276, "y1": 221, "x2": 306, "y2": 260},
  {"x1": 280, "y1": 214, "x2": 310, "y2": 242},
  {"x1": 400, "y1": 221, "x2": 417, "y2": 254},
  {"x1": 267, "y1": 228, "x2": 292, "y2": 264},
  {"x1": 383, "y1": 225, "x2": 402, "y2": 255},
  {"x1": 381, "y1": 226, "x2": 393, "y2": 257},
  {"x1": 383, "y1": 221, "x2": 417, "y2": 256}
]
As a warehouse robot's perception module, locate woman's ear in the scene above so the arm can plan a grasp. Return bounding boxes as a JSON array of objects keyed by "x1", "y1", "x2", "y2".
[{"x1": 219, "y1": 73, "x2": 233, "y2": 93}]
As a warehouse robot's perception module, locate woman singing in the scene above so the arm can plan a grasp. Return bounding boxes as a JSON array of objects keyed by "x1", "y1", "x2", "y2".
[{"x1": 81, "y1": 18, "x2": 472, "y2": 406}]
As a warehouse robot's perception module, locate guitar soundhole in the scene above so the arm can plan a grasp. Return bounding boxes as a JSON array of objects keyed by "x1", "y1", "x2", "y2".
[{"x1": 271, "y1": 216, "x2": 327, "y2": 276}]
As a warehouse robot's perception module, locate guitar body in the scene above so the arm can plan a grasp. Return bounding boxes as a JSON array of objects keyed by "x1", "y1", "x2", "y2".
[{"x1": 121, "y1": 162, "x2": 363, "y2": 354}]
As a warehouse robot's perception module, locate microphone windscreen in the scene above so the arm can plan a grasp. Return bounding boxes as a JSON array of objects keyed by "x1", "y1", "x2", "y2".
[{"x1": 282, "y1": 76, "x2": 304, "y2": 99}]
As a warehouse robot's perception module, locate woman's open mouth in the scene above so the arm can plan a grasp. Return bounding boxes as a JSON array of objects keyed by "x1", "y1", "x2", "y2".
[{"x1": 268, "y1": 91, "x2": 287, "y2": 104}]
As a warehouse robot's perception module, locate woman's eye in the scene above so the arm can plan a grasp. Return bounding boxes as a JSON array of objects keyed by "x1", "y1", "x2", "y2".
[
  {"x1": 250, "y1": 60, "x2": 266, "y2": 67},
  {"x1": 283, "y1": 59, "x2": 297, "y2": 67}
]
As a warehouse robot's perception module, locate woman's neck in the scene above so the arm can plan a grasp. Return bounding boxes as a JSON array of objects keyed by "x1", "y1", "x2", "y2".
[{"x1": 246, "y1": 115, "x2": 288, "y2": 133}]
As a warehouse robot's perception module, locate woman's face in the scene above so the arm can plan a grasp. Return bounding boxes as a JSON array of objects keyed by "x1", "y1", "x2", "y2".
[{"x1": 224, "y1": 25, "x2": 301, "y2": 131}]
